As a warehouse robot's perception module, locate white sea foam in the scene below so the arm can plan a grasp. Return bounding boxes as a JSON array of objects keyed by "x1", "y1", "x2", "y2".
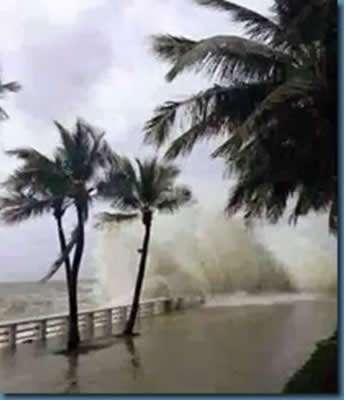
[{"x1": 94, "y1": 205, "x2": 337, "y2": 306}]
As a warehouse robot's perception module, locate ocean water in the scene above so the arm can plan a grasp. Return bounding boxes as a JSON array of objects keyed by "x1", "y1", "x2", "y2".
[
  {"x1": 0, "y1": 280, "x2": 99, "y2": 321},
  {"x1": 95, "y1": 207, "x2": 337, "y2": 306},
  {"x1": 0, "y1": 207, "x2": 337, "y2": 322}
]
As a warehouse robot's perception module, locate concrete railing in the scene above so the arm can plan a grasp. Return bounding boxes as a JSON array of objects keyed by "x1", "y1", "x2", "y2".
[{"x1": 0, "y1": 296, "x2": 204, "y2": 349}]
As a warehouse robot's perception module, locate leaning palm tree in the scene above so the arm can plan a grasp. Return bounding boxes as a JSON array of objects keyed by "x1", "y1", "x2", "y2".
[
  {"x1": 0, "y1": 118, "x2": 111, "y2": 351},
  {"x1": 0, "y1": 150, "x2": 77, "y2": 345},
  {"x1": 97, "y1": 155, "x2": 192, "y2": 336},
  {"x1": 144, "y1": 0, "x2": 337, "y2": 233},
  {"x1": 1, "y1": 148, "x2": 73, "y2": 277},
  {"x1": 51, "y1": 119, "x2": 112, "y2": 350}
]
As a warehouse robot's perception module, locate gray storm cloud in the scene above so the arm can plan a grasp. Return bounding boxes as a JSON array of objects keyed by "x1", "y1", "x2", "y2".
[{"x1": 0, "y1": 0, "x2": 335, "y2": 281}]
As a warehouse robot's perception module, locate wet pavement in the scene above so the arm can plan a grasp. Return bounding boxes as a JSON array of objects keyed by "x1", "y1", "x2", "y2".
[{"x1": 0, "y1": 298, "x2": 337, "y2": 394}]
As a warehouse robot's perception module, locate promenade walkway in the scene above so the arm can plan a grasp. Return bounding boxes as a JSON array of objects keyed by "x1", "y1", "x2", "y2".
[{"x1": 0, "y1": 296, "x2": 336, "y2": 394}]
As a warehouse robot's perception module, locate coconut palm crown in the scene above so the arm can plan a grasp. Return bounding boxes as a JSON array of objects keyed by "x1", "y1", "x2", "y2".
[{"x1": 144, "y1": 0, "x2": 337, "y2": 233}]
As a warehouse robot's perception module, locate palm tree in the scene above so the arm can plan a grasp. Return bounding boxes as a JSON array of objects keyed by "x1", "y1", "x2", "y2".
[
  {"x1": 144, "y1": 0, "x2": 337, "y2": 233},
  {"x1": 1, "y1": 148, "x2": 73, "y2": 275},
  {"x1": 0, "y1": 118, "x2": 111, "y2": 351},
  {"x1": 97, "y1": 156, "x2": 193, "y2": 336},
  {"x1": 0, "y1": 79, "x2": 21, "y2": 121}
]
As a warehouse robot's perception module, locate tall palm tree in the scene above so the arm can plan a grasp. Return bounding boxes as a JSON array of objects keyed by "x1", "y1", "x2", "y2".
[
  {"x1": 144, "y1": 0, "x2": 337, "y2": 233},
  {"x1": 0, "y1": 118, "x2": 111, "y2": 351},
  {"x1": 1, "y1": 148, "x2": 73, "y2": 277},
  {"x1": 0, "y1": 79, "x2": 21, "y2": 121},
  {"x1": 97, "y1": 156, "x2": 193, "y2": 336}
]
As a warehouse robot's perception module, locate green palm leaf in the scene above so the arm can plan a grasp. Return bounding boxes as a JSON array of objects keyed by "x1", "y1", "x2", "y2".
[
  {"x1": 99, "y1": 156, "x2": 193, "y2": 225},
  {"x1": 0, "y1": 192, "x2": 53, "y2": 224},
  {"x1": 193, "y1": 0, "x2": 280, "y2": 41},
  {"x1": 40, "y1": 226, "x2": 79, "y2": 283},
  {"x1": 152, "y1": 34, "x2": 292, "y2": 82}
]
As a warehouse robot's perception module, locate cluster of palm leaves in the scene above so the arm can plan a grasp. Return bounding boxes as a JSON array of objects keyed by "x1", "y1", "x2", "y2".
[
  {"x1": 145, "y1": 0, "x2": 337, "y2": 233},
  {"x1": 0, "y1": 119, "x2": 192, "y2": 349}
]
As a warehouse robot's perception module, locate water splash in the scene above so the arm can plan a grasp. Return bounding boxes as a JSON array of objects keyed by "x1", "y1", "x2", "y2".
[{"x1": 94, "y1": 206, "x2": 337, "y2": 305}]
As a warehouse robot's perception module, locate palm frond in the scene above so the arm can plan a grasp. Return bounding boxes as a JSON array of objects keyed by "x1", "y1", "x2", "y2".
[
  {"x1": 135, "y1": 158, "x2": 158, "y2": 205},
  {"x1": 40, "y1": 227, "x2": 78, "y2": 283},
  {"x1": 54, "y1": 121, "x2": 76, "y2": 161},
  {"x1": 6, "y1": 148, "x2": 54, "y2": 167},
  {"x1": 143, "y1": 101, "x2": 181, "y2": 147},
  {"x1": 272, "y1": 0, "x2": 332, "y2": 45},
  {"x1": 145, "y1": 82, "x2": 276, "y2": 152},
  {"x1": 276, "y1": 1, "x2": 328, "y2": 45},
  {"x1": 164, "y1": 123, "x2": 209, "y2": 160},
  {"x1": 97, "y1": 156, "x2": 141, "y2": 211},
  {"x1": 0, "y1": 107, "x2": 9, "y2": 120},
  {"x1": 152, "y1": 34, "x2": 292, "y2": 82},
  {"x1": 193, "y1": 0, "x2": 280, "y2": 41},
  {"x1": 0, "y1": 80, "x2": 21, "y2": 121},
  {"x1": 5, "y1": 148, "x2": 71, "y2": 197},
  {"x1": 143, "y1": 86, "x2": 230, "y2": 148},
  {"x1": 99, "y1": 156, "x2": 192, "y2": 218},
  {"x1": 212, "y1": 78, "x2": 319, "y2": 158},
  {"x1": 155, "y1": 185, "x2": 193, "y2": 212},
  {"x1": 0, "y1": 192, "x2": 53, "y2": 225},
  {"x1": 55, "y1": 119, "x2": 111, "y2": 185},
  {"x1": 151, "y1": 35, "x2": 196, "y2": 64},
  {"x1": 153, "y1": 162, "x2": 181, "y2": 187},
  {"x1": 0, "y1": 81, "x2": 21, "y2": 94},
  {"x1": 226, "y1": 178, "x2": 293, "y2": 224}
]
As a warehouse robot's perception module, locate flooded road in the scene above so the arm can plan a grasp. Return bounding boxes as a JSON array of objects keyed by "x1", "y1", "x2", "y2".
[{"x1": 0, "y1": 296, "x2": 337, "y2": 394}]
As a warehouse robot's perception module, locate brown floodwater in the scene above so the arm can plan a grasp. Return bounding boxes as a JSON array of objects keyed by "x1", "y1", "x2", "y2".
[{"x1": 0, "y1": 296, "x2": 337, "y2": 394}]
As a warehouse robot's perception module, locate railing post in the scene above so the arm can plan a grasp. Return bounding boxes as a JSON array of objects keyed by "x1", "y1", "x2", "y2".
[
  {"x1": 105, "y1": 309, "x2": 112, "y2": 337},
  {"x1": 148, "y1": 301, "x2": 155, "y2": 316},
  {"x1": 119, "y1": 306, "x2": 127, "y2": 327},
  {"x1": 163, "y1": 299, "x2": 172, "y2": 314},
  {"x1": 37, "y1": 320, "x2": 46, "y2": 341},
  {"x1": 86, "y1": 312, "x2": 94, "y2": 340},
  {"x1": 0, "y1": 297, "x2": 205, "y2": 349},
  {"x1": 64, "y1": 317, "x2": 69, "y2": 338},
  {"x1": 8, "y1": 324, "x2": 16, "y2": 349},
  {"x1": 136, "y1": 306, "x2": 141, "y2": 330},
  {"x1": 176, "y1": 297, "x2": 184, "y2": 311},
  {"x1": 152, "y1": 301, "x2": 157, "y2": 315}
]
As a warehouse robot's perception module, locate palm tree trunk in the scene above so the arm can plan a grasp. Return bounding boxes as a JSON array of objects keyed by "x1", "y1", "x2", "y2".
[
  {"x1": 67, "y1": 275, "x2": 80, "y2": 351},
  {"x1": 55, "y1": 214, "x2": 72, "y2": 288},
  {"x1": 55, "y1": 214, "x2": 78, "y2": 350},
  {"x1": 67, "y1": 204, "x2": 85, "y2": 352},
  {"x1": 123, "y1": 211, "x2": 152, "y2": 336}
]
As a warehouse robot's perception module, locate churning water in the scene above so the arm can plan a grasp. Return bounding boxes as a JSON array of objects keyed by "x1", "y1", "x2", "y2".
[
  {"x1": 0, "y1": 205, "x2": 336, "y2": 321},
  {"x1": 0, "y1": 280, "x2": 97, "y2": 321},
  {"x1": 94, "y1": 205, "x2": 337, "y2": 306}
]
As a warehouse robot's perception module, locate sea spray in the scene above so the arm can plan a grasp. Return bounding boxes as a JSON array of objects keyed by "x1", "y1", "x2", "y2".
[{"x1": 93, "y1": 205, "x2": 336, "y2": 306}]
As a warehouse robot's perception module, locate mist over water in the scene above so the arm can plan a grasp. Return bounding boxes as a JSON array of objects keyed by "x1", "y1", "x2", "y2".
[{"x1": 94, "y1": 205, "x2": 337, "y2": 306}]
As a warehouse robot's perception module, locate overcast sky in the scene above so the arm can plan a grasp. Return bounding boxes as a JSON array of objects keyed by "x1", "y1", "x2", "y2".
[{"x1": 0, "y1": 0, "x2": 336, "y2": 281}]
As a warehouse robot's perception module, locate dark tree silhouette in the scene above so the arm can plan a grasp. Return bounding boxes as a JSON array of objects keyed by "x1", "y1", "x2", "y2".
[
  {"x1": 98, "y1": 155, "x2": 192, "y2": 335},
  {"x1": 0, "y1": 119, "x2": 111, "y2": 351},
  {"x1": 145, "y1": 0, "x2": 337, "y2": 233}
]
